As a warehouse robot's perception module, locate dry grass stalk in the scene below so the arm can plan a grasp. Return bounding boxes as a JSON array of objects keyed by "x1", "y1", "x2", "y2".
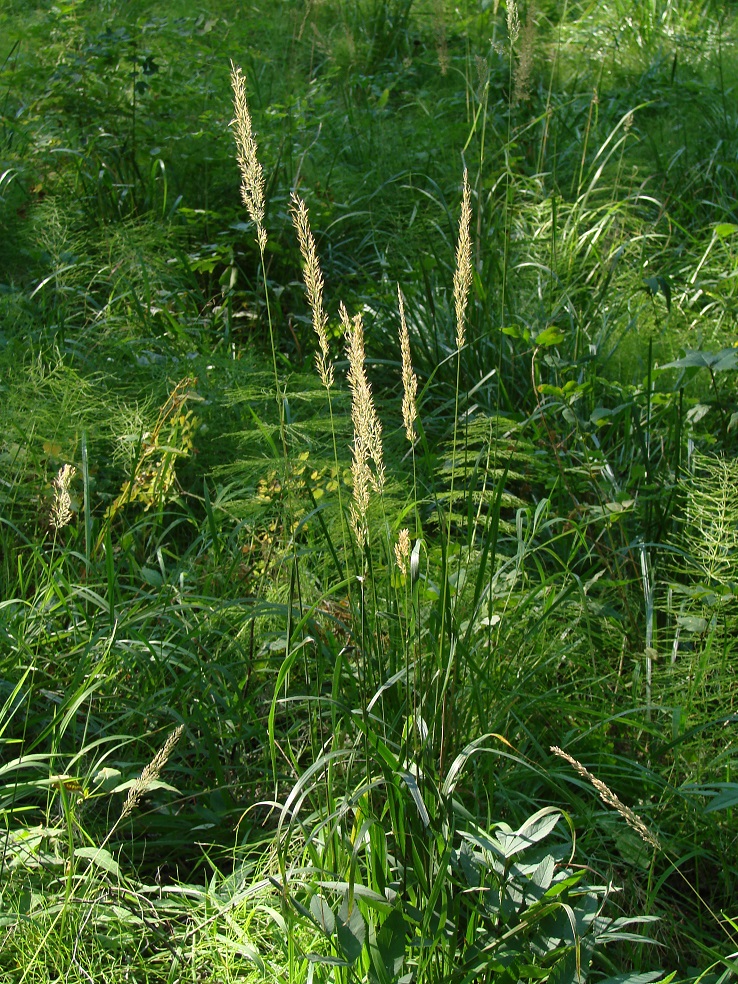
[
  {"x1": 291, "y1": 193, "x2": 333, "y2": 389},
  {"x1": 550, "y1": 745, "x2": 660, "y2": 850},
  {"x1": 475, "y1": 55, "x2": 490, "y2": 102},
  {"x1": 230, "y1": 63, "x2": 267, "y2": 252},
  {"x1": 397, "y1": 286, "x2": 417, "y2": 442},
  {"x1": 513, "y1": 5, "x2": 536, "y2": 104},
  {"x1": 432, "y1": 0, "x2": 449, "y2": 75},
  {"x1": 50, "y1": 464, "x2": 76, "y2": 530},
  {"x1": 342, "y1": 303, "x2": 384, "y2": 547},
  {"x1": 121, "y1": 725, "x2": 185, "y2": 820},
  {"x1": 453, "y1": 170, "x2": 473, "y2": 350},
  {"x1": 394, "y1": 528, "x2": 411, "y2": 576}
]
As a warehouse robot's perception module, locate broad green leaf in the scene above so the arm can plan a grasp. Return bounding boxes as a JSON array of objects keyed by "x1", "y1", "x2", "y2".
[
  {"x1": 661, "y1": 349, "x2": 738, "y2": 371},
  {"x1": 374, "y1": 909, "x2": 407, "y2": 979},
  {"x1": 310, "y1": 894, "x2": 336, "y2": 935},
  {"x1": 74, "y1": 846, "x2": 121, "y2": 877},
  {"x1": 337, "y1": 895, "x2": 366, "y2": 964},
  {"x1": 535, "y1": 326, "x2": 566, "y2": 347},
  {"x1": 704, "y1": 785, "x2": 738, "y2": 813},
  {"x1": 714, "y1": 350, "x2": 738, "y2": 371},
  {"x1": 643, "y1": 275, "x2": 671, "y2": 312},
  {"x1": 93, "y1": 767, "x2": 122, "y2": 790},
  {"x1": 306, "y1": 954, "x2": 352, "y2": 966},
  {"x1": 531, "y1": 854, "x2": 555, "y2": 890},
  {"x1": 398, "y1": 770, "x2": 430, "y2": 827},
  {"x1": 112, "y1": 779, "x2": 179, "y2": 794},
  {"x1": 494, "y1": 808, "x2": 561, "y2": 857}
]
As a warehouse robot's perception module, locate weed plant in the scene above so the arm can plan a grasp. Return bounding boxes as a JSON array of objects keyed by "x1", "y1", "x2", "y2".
[{"x1": 2, "y1": 1, "x2": 738, "y2": 981}]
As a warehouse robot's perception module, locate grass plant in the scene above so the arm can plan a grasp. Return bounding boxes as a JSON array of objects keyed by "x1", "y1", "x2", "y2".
[{"x1": 2, "y1": 0, "x2": 738, "y2": 981}]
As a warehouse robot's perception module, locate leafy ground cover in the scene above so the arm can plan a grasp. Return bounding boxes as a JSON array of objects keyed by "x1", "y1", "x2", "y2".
[{"x1": 2, "y1": 0, "x2": 738, "y2": 980}]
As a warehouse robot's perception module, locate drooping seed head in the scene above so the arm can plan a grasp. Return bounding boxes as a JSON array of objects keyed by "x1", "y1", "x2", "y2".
[{"x1": 550, "y1": 745, "x2": 660, "y2": 850}]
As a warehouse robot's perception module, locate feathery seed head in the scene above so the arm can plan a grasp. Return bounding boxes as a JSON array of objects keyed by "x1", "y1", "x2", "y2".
[
  {"x1": 397, "y1": 286, "x2": 417, "y2": 443},
  {"x1": 394, "y1": 528, "x2": 411, "y2": 576},
  {"x1": 550, "y1": 745, "x2": 660, "y2": 850},
  {"x1": 453, "y1": 170, "x2": 473, "y2": 350},
  {"x1": 50, "y1": 464, "x2": 76, "y2": 530},
  {"x1": 230, "y1": 63, "x2": 267, "y2": 251},
  {"x1": 507, "y1": 0, "x2": 520, "y2": 43},
  {"x1": 513, "y1": 6, "x2": 536, "y2": 104},
  {"x1": 342, "y1": 302, "x2": 385, "y2": 547},
  {"x1": 121, "y1": 725, "x2": 185, "y2": 820},
  {"x1": 291, "y1": 194, "x2": 333, "y2": 389}
]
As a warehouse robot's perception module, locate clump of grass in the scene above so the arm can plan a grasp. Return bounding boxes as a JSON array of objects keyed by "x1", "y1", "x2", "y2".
[{"x1": 4, "y1": 1, "x2": 738, "y2": 979}]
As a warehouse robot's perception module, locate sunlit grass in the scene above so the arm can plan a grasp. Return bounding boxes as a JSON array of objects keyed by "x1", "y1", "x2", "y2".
[{"x1": 2, "y1": 0, "x2": 738, "y2": 980}]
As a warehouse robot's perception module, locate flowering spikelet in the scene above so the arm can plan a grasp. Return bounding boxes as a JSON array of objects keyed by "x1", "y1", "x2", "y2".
[
  {"x1": 291, "y1": 194, "x2": 333, "y2": 389},
  {"x1": 342, "y1": 303, "x2": 384, "y2": 547},
  {"x1": 513, "y1": 6, "x2": 536, "y2": 104},
  {"x1": 550, "y1": 746, "x2": 660, "y2": 850},
  {"x1": 397, "y1": 286, "x2": 417, "y2": 442},
  {"x1": 507, "y1": 0, "x2": 520, "y2": 43},
  {"x1": 453, "y1": 170, "x2": 473, "y2": 350},
  {"x1": 50, "y1": 464, "x2": 76, "y2": 530},
  {"x1": 394, "y1": 528, "x2": 411, "y2": 576},
  {"x1": 230, "y1": 63, "x2": 267, "y2": 252},
  {"x1": 121, "y1": 725, "x2": 185, "y2": 820}
]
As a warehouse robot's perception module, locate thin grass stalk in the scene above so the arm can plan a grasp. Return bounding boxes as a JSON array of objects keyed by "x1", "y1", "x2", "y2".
[
  {"x1": 396, "y1": 284, "x2": 424, "y2": 768},
  {"x1": 574, "y1": 88, "x2": 599, "y2": 200},
  {"x1": 497, "y1": 5, "x2": 520, "y2": 411},
  {"x1": 290, "y1": 192, "x2": 353, "y2": 834},
  {"x1": 438, "y1": 171, "x2": 473, "y2": 770}
]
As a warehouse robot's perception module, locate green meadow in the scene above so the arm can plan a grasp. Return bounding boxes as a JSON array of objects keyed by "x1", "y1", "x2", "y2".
[{"x1": 1, "y1": 1, "x2": 738, "y2": 980}]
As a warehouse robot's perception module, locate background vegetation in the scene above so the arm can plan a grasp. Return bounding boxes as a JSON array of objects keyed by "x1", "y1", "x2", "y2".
[{"x1": 1, "y1": 0, "x2": 738, "y2": 980}]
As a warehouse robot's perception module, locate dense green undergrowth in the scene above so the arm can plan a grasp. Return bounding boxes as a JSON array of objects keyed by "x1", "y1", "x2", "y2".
[{"x1": 2, "y1": 1, "x2": 738, "y2": 981}]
